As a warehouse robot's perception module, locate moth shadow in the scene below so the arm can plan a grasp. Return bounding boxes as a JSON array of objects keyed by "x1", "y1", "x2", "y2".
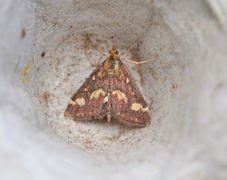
[{"x1": 75, "y1": 117, "x2": 142, "y2": 130}]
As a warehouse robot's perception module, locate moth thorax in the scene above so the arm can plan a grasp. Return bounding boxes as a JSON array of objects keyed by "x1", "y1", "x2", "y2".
[
  {"x1": 109, "y1": 47, "x2": 119, "y2": 59},
  {"x1": 114, "y1": 60, "x2": 120, "y2": 69}
]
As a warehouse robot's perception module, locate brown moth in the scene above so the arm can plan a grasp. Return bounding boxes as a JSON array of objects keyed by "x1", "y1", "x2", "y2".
[{"x1": 64, "y1": 46, "x2": 150, "y2": 127}]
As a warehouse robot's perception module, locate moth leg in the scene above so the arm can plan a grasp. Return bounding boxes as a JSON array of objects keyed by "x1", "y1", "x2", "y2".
[
  {"x1": 124, "y1": 59, "x2": 153, "y2": 65},
  {"x1": 107, "y1": 113, "x2": 111, "y2": 122}
]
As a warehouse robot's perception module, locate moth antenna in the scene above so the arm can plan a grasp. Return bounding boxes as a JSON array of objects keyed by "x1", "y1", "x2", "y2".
[
  {"x1": 97, "y1": 49, "x2": 108, "y2": 58},
  {"x1": 149, "y1": 98, "x2": 156, "y2": 109},
  {"x1": 124, "y1": 59, "x2": 153, "y2": 65},
  {"x1": 120, "y1": 42, "x2": 137, "y2": 56}
]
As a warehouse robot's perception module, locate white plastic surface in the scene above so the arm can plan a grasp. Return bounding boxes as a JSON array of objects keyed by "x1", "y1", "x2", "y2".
[{"x1": 0, "y1": 0, "x2": 227, "y2": 179}]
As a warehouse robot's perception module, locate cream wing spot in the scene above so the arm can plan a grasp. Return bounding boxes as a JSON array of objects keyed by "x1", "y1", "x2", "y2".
[
  {"x1": 69, "y1": 97, "x2": 86, "y2": 106},
  {"x1": 75, "y1": 98, "x2": 86, "y2": 106},
  {"x1": 83, "y1": 87, "x2": 88, "y2": 92},
  {"x1": 134, "y1": 118, "x2": 139, "y2": 122},
  {"x1": 69, "y1": 99, "x2": 77, "y2": 105},
  {"x1": 103, "y1": 96, "x2": 108, "y2": 103},
  {"x1": 131, "y1": 103, "x2": 149, "y2": 112},
  {"x1": 142, "y1": 106, "x2": 149, "y2": 112},
  {"x1": 90, "y1": 88, "x2": 106, "y2": 100},
  {"x1": 112, "y1": 90, "x2": 127, "y2": 102}
]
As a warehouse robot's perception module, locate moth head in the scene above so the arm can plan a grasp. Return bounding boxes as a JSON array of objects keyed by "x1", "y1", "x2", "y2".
[{"x1": 109, "y1": 46, "x2": 119, "y2": 59}]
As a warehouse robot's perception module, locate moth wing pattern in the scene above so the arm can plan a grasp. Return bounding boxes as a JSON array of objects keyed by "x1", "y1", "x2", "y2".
[
  {"x1": 64, "y1": 62, "x2": 109, "y2": 121},
  {"x1": 110, "y1": 62, "x2": 151, "y2": 127},
  {"x1": 65, "y1": 46, "x2": 151, "y2": 127}
]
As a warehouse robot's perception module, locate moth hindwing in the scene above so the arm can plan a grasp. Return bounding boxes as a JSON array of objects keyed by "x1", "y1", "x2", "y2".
[{"x1": 65, "y1": 46, "x2": 151, "y2": 127}]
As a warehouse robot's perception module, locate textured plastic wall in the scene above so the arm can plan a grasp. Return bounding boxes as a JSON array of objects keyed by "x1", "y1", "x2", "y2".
[{"x1": 0, "y1": 0, "x2": 226, "y2": 179}]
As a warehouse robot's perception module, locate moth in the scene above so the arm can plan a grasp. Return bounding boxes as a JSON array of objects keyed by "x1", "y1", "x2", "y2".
[{"x1": 64, "y1": 46, "x2": 151, "y2": 127}]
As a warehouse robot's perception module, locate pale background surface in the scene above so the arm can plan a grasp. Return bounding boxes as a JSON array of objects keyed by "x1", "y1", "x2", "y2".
[{"x1": 0, "y1": 0, "x2": 226, "y2": 179}]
